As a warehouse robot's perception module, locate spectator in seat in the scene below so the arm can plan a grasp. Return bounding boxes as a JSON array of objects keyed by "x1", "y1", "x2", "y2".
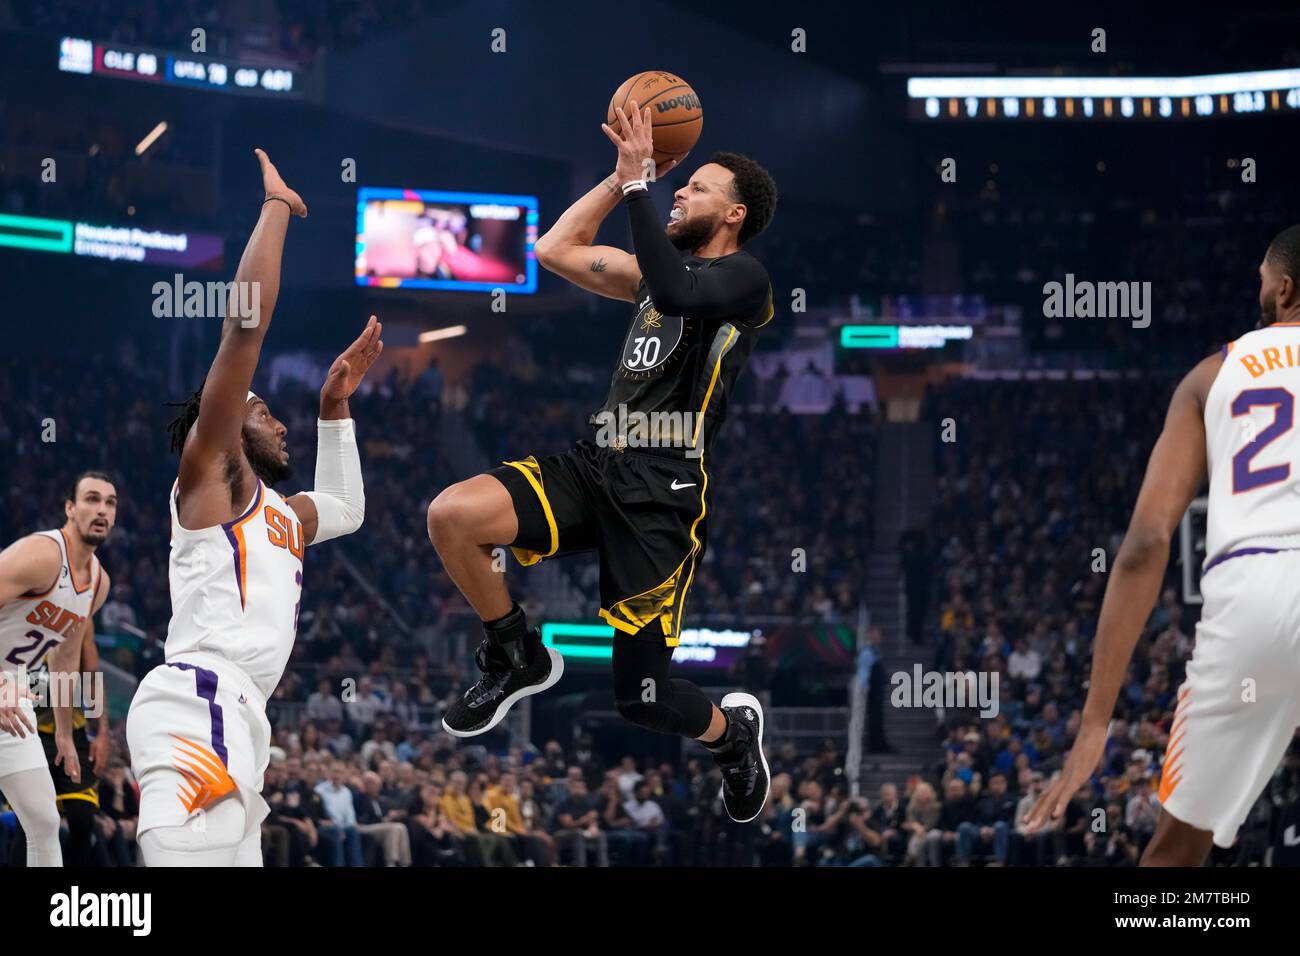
[
  {"x1": 553, "y1": 779, "x2": 608, "y2": 867},
  {"x1": 903, "y1": 781, "x2": 941, "y2": 866},
  {"x1": 407, "y1": 783, "x2": 462, "y2": 866},
  {"x1": 599, "y1": 776, "x2": 649, "y2": 865},
  {"x1": 353, "y1": 770, "x2": 411, "y2": 866},
  {"x1": 487, "y1": 771, "x2": 552, "y2": 866},
  {"x1": 624, "y1": 780, "x2": 671, "y2": 864},
  {"x1": 466, "y1": 775, "x2": 519, "y2": 867},
  {"x1": 516, "y1": 778, "x2": 557, "y2": 865},
  {"x1": 870, "y1": 782, "x2": 907, "y2": 863},
  {"x1": 306, "y1": 677, "x2": 343, "y2": 722},
  {"x1": 1012, "y1": 770, "x2": 1059, "y2": 865},
  {"x1": 267, "y1": 757, "x2": 322, "y2": 865},
  {"x1": 1125, "y1": 774, "x2": 1160, "y2": 852},
  {"x1": 930, "y1": 776, "x2": 977, "y2": 865},
  {"x1": 966, "y1": 770, "x2": 1015, "y2": 865},
  {"x1": 315, "y1": 761, "x2": 365, "y2": 866},
  {"x1": 96, "y1": 759, "x2": 139, "y2": 867}
]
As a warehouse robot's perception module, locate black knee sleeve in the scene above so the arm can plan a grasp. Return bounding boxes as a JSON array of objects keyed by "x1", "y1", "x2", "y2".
[{"x1": 612, "y1": 628, "x2": 714, "y2": 739}]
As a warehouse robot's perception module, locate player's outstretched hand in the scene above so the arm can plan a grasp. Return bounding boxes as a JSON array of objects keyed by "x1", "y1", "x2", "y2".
[
  {"x1": 254, "y1": 148, "x2": 308, "y2": 218},
  {"x1": 602, "y1": 100, "x2": 658, "y2": 186},
  {"x1": 0, "y1": 671, "x2": 34, "y2": 737},
  {"x1": 55, "y1": 729, "x2": 81, "y2": 784},
  {"x1": 321, "y1": 315, "x2": 384, "y2": 402},
  {"x1": 1024, "y1": 719, "x2": 1108, "y2": 833}
]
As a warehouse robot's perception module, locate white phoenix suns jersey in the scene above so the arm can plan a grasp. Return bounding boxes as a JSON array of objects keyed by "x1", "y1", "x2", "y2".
[
  {"x1": 1203, "y1": 322, "x2": 1300, "y2": 570},
  {"x1": 0, "y1": 528, "x2": 102, "y2": 673},
  {"x1": 167, "y1": 478, "x2": 304, "y2": 699}
]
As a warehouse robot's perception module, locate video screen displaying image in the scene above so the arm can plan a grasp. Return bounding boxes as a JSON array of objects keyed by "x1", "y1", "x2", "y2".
[{"x1": 355, "y1": 187, "x2": 538, "y2": 293}]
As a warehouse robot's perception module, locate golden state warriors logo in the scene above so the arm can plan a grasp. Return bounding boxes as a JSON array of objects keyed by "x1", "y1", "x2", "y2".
[{"x1": 621, "y1": 297, "x2": 684, "y2": 376}]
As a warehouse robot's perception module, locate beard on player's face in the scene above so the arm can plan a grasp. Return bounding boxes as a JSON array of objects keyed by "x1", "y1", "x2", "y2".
[
  {"x1": 80, "y1": 523, "x2": 109, "y2": 546},
  {"x1": 1259, "y1": 299, "x2": 1276, "y2": 328},
  {"x1": 76, "y1": 515, "x2": 110, "y2": 547},
  {"x1": 243, "y1": 428, "x2": 292, "y2": 485},
  {"x1": 668, "y1": 210, "x2": 722, "y2": 251},
  {"x1": 68, "y1": 500, "x2": 113, "y2": 547}
]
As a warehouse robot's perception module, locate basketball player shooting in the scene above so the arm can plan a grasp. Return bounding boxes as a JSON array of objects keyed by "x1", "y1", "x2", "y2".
[
  {"x1": 0, "y1": 470, "x2": 115, "y2": 866},
  {"x1": 427, "y1": 100, "x2": 779, "y2": 822},
  {"x1": 1027, "y1": 226, "x2": 1300, "y2": 865},
  {"x1": 126, "y1": 149, "x2": 381, "y2": 866}
]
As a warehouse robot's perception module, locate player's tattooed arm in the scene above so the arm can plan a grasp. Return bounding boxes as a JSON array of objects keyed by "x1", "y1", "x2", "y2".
[{"x1": 534, "y1": 177, "x2": 641, "y2": 302}]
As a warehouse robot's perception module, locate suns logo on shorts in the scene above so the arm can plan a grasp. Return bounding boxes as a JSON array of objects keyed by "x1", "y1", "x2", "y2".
[{"x1": 171, "y1": 734, "x2": 237, "y2": 813}]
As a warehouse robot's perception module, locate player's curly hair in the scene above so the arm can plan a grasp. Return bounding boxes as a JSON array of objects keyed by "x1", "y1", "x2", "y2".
[
  {"x1": 165, "y1": 381, "x2": 205, "y2": 455},
  {"x1": 710, "y1": 151, "x2": 778, "y2": 245}
]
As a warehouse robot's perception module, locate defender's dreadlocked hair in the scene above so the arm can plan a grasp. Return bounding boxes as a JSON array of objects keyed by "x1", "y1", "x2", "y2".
[{"x1": 165, "y1": 380, "x2": 205, "y2": 455}]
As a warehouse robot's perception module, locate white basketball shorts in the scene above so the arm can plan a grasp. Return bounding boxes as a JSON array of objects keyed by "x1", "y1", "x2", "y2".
[
  {"x1": 0, "y1": 697, "x2": 48, "y2": 777},
  {"x1": 1159, "y1": 547, "x2": 1300, "y2": 847},
  {"x1": 127, "y1": 652, "x2": 271, "y2": 844}
]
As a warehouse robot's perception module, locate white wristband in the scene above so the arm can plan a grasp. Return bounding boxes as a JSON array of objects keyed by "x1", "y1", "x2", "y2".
[{"x1": 622, "y1": 180, "x2": 647, "y2": 196}]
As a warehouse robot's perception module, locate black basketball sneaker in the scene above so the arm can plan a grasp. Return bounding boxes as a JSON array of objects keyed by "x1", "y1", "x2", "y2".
[
  {"x1": 442, "y1": 629, "x2": 563, "y2": 737},
  {"x1": 713, "y1": 692, "x2": 771, "y2": 823}
]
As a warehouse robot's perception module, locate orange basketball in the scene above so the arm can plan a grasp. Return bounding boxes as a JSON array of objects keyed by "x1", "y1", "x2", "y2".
[{"x1": 607, "y1": 71, "x2": 703, "y2": 169}]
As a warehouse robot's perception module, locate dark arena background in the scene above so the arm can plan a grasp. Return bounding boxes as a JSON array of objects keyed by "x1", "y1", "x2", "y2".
[{"x1": 2, "y1": 0, "x2": 1299, "y2": 934}]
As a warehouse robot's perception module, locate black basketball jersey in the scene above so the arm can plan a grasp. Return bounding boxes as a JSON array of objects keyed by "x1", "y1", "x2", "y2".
[{"x1": 592, "y1": 250, "x2": 773, "y2": 456}]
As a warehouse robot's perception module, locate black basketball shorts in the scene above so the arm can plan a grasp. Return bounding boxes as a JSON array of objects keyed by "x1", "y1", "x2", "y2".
[
  {"x1": 39, "y1": 721, "x2": 100, "y2": 807},
  {"x1": 488, "y1": 440, "x2": 710, "y2": 646}
]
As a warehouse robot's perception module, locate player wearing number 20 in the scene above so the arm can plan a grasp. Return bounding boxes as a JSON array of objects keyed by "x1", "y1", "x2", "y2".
[
  {"x1": 1027, "y1": 224, "x2": 1300, "y2": 865},
  {"x1": 426, "y1": 101, "x2": 778, "y2": 823},
  {"x1": 0, "y1": 471, "x2": 116, "y2": 866}
]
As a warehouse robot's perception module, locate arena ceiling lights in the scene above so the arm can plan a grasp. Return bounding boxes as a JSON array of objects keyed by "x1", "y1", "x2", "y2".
[{"x1": 907, "y1": 67, "x2": 1300, "y2": 120}]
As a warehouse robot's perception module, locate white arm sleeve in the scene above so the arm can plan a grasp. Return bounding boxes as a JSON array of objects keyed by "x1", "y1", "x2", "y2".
[{"x1": 301, "y1": 418, "x2": 364, "y2": 545}]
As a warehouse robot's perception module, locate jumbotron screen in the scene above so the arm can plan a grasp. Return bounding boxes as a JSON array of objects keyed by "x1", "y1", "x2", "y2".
[{"x1": 354, "y1": 187, "x2": 538, "y2": 293}]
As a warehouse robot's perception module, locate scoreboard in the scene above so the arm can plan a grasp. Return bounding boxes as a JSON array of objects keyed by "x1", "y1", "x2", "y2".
[
  {"x1": 907, "y1": 67, "x2": 1300, "y2": 121},
  {"x1": 57, "y1": 36, "x2": 313, "y2": 99}
]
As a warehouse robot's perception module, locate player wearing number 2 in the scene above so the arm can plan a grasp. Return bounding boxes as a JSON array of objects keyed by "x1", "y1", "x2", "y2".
[
  {"x1": 427, "y1": 101, "x2": 779, "y2": 822},
  {"x1": 1027, "y1": 225, "x2": 1300, "y2": 864},
  {"x1": 0, "y1": 470, "x2": 115, "y2": 866},
  {"x1": 125, "y1": 149, "x2": 381, "y2": 866}
]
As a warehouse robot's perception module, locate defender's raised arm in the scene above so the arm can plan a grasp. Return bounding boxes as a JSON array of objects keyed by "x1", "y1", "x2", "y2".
[{"x1": 178, "y1": 149, "x2": 306, "y2": 509}]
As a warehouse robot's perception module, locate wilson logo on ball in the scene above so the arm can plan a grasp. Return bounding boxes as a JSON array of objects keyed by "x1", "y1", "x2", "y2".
[{"x1": 655, "y1": 94, "x2": 701, "y2": 113}]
